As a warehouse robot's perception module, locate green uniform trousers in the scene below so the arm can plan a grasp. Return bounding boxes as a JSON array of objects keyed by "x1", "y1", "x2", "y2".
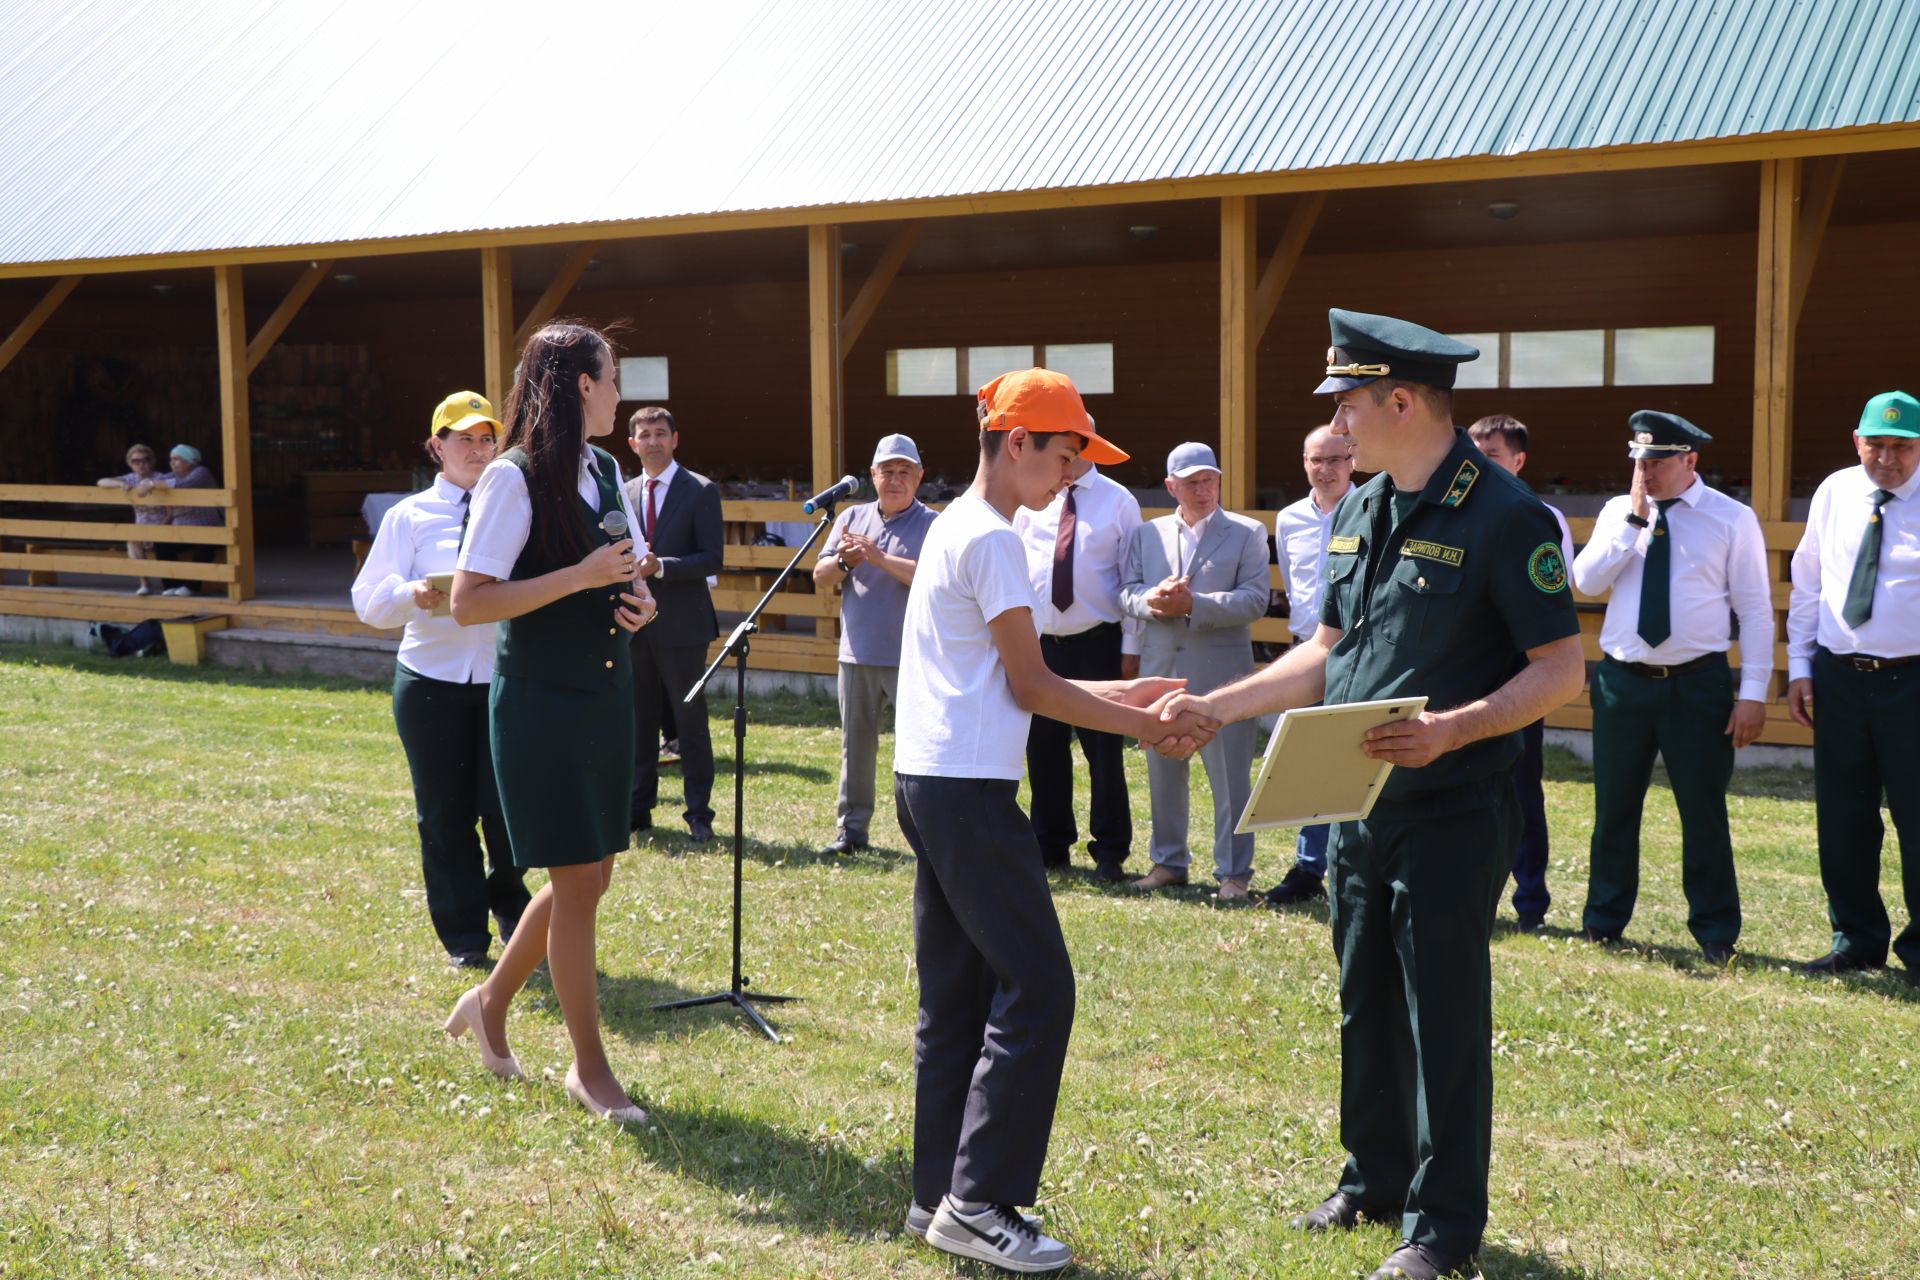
[
  {"x1": 1812, "y1": 648, "x2": 1920, "y2": 970},
  {"x1": 1329, "y1": 778, "x2": 1517, "y2": 1257},
  {"x1": 1583, "y1": 657, "x2": 1741, "y2": 947}
]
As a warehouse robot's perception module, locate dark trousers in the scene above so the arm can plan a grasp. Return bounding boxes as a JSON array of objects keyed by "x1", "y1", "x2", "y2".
[
  {"x1": 157, "y1": 542, "x2": 216, "y2": 594},
  {"x1": 630, "y1": 636, "x2": 714, "y2": 825},
  {"x1": 1330, "y1": 781, "x2": 1516, "y2": 1257},
  {"x1": 1025, "y1": 622, "x2": 1131, "y2": 868},
  {"x1": 392, "y1": 664, "x2": 529, "y2": 956},
  {"x1": 895, "y1": 773, "x2": 1076, "y2": 1207},
  {"x1": 1813, "y1": 647, "x2": 1920, "y2": 970},
  {"x1": 1583, "y1": 657, "x2": 1741, "y2": 947},
  {"x1": 1508, "y1": 719, "x2": 1551, "y2": 919}
]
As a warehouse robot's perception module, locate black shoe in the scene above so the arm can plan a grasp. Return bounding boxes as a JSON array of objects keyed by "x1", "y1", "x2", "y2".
[
  {"x1": 1288, "y1": 1190, "x2": 1390, "y2": 1232},
  {"x1": 1797, "y1": 950, "x2": 1885, "y2": 977},
  {"x1": 1040, "y1": 851, "x2": 1072, "y2": 870},
  {"x1": 1092, "y1": 860, "x2": 1128, "y2": 884},
  {"x1": 821, "y1": 830, "x2": 868, "y2": 855},
  {"x1": 687, "y1": 818, "x2": 715, "y2": 845},
  {"x1": 446, "y1": 951, "x2": 488, "y2": 970},
  {"x1": 1369, "y1": 1241, "x2": 1477, "y2": 1280},
  {"x1": 1903, "y1": 967, "x2": 1920, "y2": 989},
  {"x1": 630, "y1": 811, "x2": 653, "y2": 834},
  {"x1": 1514, "y1": 913, "x2": 1545, "y2": 933},
  {"x1": 1582, "y1": 926, "x2": 1622, "y2": 944},
  {"x1": 1700, "y1": 941, "x2": 1737, "y2": 965},
  {"x1": 1263, "y1": 865, "x2": 1326, "y2": 906}
]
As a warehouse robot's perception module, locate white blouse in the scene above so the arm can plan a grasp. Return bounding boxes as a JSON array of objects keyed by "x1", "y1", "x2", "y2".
[
  {"x1": 457, "y1": 447, "x2": 646, "y2": 583},
  {"x1": 351, "y1": 474, "x2": 497, "y2": 684}
]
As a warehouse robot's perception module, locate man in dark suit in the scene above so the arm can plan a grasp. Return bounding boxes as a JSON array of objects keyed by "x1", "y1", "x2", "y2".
[{"x1": 625, "y1": 406, "x2": 723, "y2": 844}]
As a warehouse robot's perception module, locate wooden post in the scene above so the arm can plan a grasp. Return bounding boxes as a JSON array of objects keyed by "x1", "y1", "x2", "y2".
[
  {"x1": 480, "y1": 247, "x2": 514, "y2": 410},
  {"x1": 214, "y1": 264, "x2": 255, "y2": 601},
  {"x1": 1752, "y1": 159, "x2": 1798, "y2": 530},
  {"x1": 245, "y1": 261, "x2": 331, "y2": 374},
  {"x1": 808, "y1": 225, "x2": 843, "y2": 491},
  {"x1": 0, "y1": 275, "x2": 80, "y2": 376},
  {"x1": 1219, "y1": 197, "x2": 1258, "y2": 510}
]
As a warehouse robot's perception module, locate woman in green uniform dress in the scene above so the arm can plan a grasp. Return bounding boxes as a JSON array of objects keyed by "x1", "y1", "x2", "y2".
[{"x1": 443, "y1": 322, "x2": 658, "y2": 1124}]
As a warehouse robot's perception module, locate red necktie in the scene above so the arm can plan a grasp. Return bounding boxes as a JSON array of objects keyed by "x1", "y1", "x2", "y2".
[
  {"x1": 1051, "y1": 484, "x2": 1077, "y2": 611},
  {"x1": 645, "y1": 477, "x2": 659, "y2": 542}
]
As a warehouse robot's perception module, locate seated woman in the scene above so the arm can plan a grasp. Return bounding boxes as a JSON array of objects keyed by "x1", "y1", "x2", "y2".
[
  {"x1": 352, "y1": 391, "x2": 531, "y2": 970},
  {"x1": 97, "y1": 444, "x2": 170, "y2": 595}
]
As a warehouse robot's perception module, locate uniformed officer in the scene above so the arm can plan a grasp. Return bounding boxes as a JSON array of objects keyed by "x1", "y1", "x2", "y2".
[
  {"x1": 1152, "y1": 310, "x2": 1584, "y2": 1280},
  {"x1": 1787, "y1": 391, "x2": 1920, "y2": 986},
  {"x1": 1570, "y1": 412, "x2": 1773, "y2": 964}
]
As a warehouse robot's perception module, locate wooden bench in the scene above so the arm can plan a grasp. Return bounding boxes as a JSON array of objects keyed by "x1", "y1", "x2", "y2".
[{"x1": 159, "y1": 614, "x2": 229, "y2": 665}]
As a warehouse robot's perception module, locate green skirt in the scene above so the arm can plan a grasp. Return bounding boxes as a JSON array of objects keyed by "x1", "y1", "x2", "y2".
[{"x1": 489, "y1": 672, "x2": 635, "y2": 867}]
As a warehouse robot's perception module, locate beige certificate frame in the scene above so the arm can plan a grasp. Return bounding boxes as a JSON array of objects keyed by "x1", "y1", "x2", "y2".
[{"x1": 1234, "y1": 696, "x2": 1429, "y2": 833}]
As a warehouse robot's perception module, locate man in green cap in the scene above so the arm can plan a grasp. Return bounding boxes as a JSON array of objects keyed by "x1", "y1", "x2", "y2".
[
  {"x1": 1152, "y1": 309, "x2": 1585, "y2": 1280},
  {"x1": 1787, "y1": 391, "x2": 1920, "y2": 986},
  {"x1": 1569, "y1": 410, "x2": 1773, "y2": 964}
]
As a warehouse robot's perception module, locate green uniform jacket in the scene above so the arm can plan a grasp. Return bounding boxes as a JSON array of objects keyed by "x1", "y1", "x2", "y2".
[{"x1": 1320, "y1": 429, "x2": 1579, "y2": 810}]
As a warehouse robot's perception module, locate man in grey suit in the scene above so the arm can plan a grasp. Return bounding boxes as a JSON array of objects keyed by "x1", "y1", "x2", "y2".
[{"x1": 1121, "y1": 442, "x2": 1272, "y2": 899}]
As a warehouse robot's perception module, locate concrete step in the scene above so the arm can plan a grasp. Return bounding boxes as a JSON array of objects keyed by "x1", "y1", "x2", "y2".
[{"x1": 205, "y1": 626, "x2": 399, "y2": 682}]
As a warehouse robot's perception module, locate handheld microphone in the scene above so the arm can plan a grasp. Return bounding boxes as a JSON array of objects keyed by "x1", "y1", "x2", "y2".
[
  {"x1": 602, "y1": 509, "x2": 630, "y2": 540},
  {"x1": 802, "y1": 475, "x2": 861, "y2": 515}
]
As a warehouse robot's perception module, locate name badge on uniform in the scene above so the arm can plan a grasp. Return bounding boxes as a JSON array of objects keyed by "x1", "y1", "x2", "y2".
[
  {"x1": 1399, "y1": 539, "x2": 1465, "y2": 567},
  {"x1": 1327, "y1": 534, "x2": 1362, "y2": 554}
]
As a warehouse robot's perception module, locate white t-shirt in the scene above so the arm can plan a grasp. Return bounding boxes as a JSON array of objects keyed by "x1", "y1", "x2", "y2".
[{"x1": 893, "y1": 494, "x2": 1041, "y2": 781}]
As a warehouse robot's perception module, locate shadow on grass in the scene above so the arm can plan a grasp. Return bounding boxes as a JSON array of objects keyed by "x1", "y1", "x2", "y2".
[
  {"x1": 632, "y1": 827, "x2": 912, "y2": 871},
  {"x1": 710, "y1": 754, "x2": 834, "y2": 784},
  {"x1": 1482, "y1": 1242, "x2": 1608, "y2": 1279},
  {"x1": 1524, "y1": 924, "x2": 1822, "y2": 981},
  {"x1": 0, "y1": 640, "x2": 383, "y2": 695}
]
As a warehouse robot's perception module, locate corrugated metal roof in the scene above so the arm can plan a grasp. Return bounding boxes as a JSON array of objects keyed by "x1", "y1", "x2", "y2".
[{"x1": 2, "y1": 0, "x2": 1917, "y2": 268}]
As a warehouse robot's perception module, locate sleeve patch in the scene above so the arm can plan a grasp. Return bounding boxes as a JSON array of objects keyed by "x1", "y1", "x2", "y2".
[{"x1": 1527, "y1": 542, "x2": 1569, "y2": 593}]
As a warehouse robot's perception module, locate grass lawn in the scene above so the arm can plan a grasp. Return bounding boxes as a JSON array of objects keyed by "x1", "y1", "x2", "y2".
[{"x1": 1, "y1": 642, "x2": 1916, "y2": 1279}]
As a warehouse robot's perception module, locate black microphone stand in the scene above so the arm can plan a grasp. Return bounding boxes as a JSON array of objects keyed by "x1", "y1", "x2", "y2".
[{"x1": 651, "y1": 498, "x2": 845, "y2": 1041}]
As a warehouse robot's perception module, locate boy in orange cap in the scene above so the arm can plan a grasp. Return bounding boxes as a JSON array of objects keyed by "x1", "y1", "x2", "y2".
[{"x1": 892, "y1": 368, "x2": 1216, "y2": 1272}]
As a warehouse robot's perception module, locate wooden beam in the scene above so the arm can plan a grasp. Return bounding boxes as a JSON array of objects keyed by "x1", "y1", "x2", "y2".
[
  {"x1": 1252, "y1": 192, "x2": 1324, "y2": 339},
  {"x1": 0, "y1": 550, "x2": 236, "y2": 583},
  {"x1": 1752, "y1": 159, "x2": 1797, "y2": 528},
  {"x1": 807, "y1": 225, "x2": 843, "y2": 491},
  {"x1": 480, "y1": 247, "x2": 515, "y2": 410},
  {"x1": 214, "y1": 265, "x2": 256, "y2": 601},
  {"x1": 1219, "y1": 196, "x2": 1258, "y2": 510},
  {"x1": 513, "y1": 243, "x2": 599, "y2": 351},
  {"x1": 0, "y1": 275, "x2": 79, "y2": 375},
  {"x1": 1789, "y1": 156, "x2": 1844, "y2": 329},
  {"x1": 838, "y1": 221, "x2": 923, "y2": 360},
  {"x1": 0, "y1": 483, "x2": 231, "y2": 507},
  {"x1": 244, "y1": 260, "x2": 331, "y2": 374},
  {"x1": 0, "y1": 518, "x2": 235, "y2": 546},
  {"x1": 8, "y1": 124, "x2": 1920, "y2": 282}
]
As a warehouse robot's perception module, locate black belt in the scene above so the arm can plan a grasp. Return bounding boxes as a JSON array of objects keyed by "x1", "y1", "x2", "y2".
[
  {"x1": 1826, "y1": 650, "x2": 1920, "y2": 673},
  {"x1": 1605, "y1": 652, "x2": 1724, "y2": 680},
  {"x1": 1041, "y1": 621, "x2": 1119, "y2": 643}
]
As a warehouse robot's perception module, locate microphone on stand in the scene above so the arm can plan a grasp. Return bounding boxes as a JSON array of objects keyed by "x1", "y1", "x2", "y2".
[{"x1": 801, "y1": 476, "x2": 860, "y2": 515}]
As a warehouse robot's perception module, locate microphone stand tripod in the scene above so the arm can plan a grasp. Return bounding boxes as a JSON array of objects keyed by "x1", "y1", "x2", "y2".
[{"x1": 652, "y1": 501, "x2": 843, "y2": 1041}]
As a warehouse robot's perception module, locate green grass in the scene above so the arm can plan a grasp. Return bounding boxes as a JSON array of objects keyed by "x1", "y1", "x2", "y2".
[{"x1": 0, "y1": 642, "x2": 1915, "y2": 1279}]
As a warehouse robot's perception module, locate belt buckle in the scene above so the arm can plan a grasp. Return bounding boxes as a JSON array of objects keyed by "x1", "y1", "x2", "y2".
[
  {"x1": 1647, "y1": 664, "x2": 1670, "y2": 679},
  {"x1": 1854, "y1": 655, "x2": 1882, "y2": 673}
]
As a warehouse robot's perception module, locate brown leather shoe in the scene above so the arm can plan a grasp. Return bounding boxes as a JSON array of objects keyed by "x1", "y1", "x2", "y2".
[
  {"x1": 1130, "y1": 864, "x2": 1189, "y2": 891},
  {"x1": 1288, "y1": 1190, "x2": 1392, "y2": 1232},
  {"x1": 1368, "y1": 1240, "x2": 1478, "y2": 1279},
  {"x1": 1217, "y1": 876, "x2": 1251, "y2": 901}
]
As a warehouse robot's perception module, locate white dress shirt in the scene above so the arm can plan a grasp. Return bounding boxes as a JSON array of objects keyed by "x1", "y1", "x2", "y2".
[
  {"x1": 1787, "y1": 463, "x2": 1920, "y2": 679},
  {"x1": 1275, "y1": 484, "x2": 1351, "y2": 639},
  {"x1": 1174, "y1": 508, "x2": 1216, "y2": 577},
  {"x1": 351, "y1": 474, "x2": 497, "y2": 684},
  {"x1": 1011, "y1": 465, "x2": 1144, "y2": 655},
  {"x1": 1571, "y1": 477, "x2": 1774, "y2": 701},
  {"x1": 457, "y1": 447, "x2": 645, "y2": 582},
  {"x1": 633, "y1": 458, "x2": 679, "y2": 542}
]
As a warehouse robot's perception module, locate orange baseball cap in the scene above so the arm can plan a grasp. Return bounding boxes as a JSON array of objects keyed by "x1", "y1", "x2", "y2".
[{"x1": 976, "y1": 368, "x2": 1128, "y2": 465}]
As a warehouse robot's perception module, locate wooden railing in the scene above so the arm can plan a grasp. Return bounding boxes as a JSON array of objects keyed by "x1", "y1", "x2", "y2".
[{"x1": 0, "y1": 483, "x2": 241, "y2": 591}]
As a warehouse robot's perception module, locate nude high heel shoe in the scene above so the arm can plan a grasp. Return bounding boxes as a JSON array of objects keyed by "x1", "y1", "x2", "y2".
[
  {"x1": 443, "y1": 986, "x2": 524, "y2": 1081},
  {"x1": 564, "y1": 1067, "x2": 647, "y2": 1125}
]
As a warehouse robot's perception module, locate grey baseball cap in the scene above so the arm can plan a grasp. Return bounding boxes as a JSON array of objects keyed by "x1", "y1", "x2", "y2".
[
  {"x1": 1166, "y1": 441, "x2": 1221, "y2": 478},
  {"x1": 871, "y1": 433, "x2": 922, "y2": 466}
]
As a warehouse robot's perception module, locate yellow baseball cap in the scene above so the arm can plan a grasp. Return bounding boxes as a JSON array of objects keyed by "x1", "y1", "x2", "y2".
[{"x1": 429, "y1": 390, "x2": 502, "y2": 444}]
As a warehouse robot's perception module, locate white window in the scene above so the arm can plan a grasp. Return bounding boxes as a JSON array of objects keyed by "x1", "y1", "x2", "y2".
[
  {"x1": 962, "y1": 345, "x2": 1036, "y2": 388},
  {"x1": 1447, "y1": 333, "x2": 1501, "y2": 390},
  {"x1": 618, "y1": 356, "x2": 669, "y2": 400},
  {"x1": 886, "y1": 347, "x2": 958, "y2": 396},
  {"x1": 1614, "y1": 326, "x2": 1715, "y2": 385},
  {"x1": 1509, "y1": 329, "x2": 1604, "y2": 388},
  {"x1": 1041, "y1": 343, "x2": 1115, "y2": 394}
]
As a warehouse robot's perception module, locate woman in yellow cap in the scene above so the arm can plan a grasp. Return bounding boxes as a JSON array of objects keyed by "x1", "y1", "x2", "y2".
[
  {"x1": 352, "y1": 392, "x2": 529, "y2": 970},
  {"x1": 445, "y1": 322, "x2": 657, "y2": 1124}
]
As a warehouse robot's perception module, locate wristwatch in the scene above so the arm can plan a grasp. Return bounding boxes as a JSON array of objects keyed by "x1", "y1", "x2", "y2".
[
  {"x1": 836, "y1": 553, "x2": 853, "y2": 574},
  {"x1": 1625, "y1": 512, "x2": 1650, "y2": 529}
]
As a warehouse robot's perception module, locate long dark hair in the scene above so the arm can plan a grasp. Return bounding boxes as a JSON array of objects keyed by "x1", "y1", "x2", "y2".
[{"x1": 503, "y1": 322, "x2": 613, "y2": 567}]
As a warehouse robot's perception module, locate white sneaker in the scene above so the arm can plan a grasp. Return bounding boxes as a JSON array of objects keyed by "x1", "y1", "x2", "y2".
[
  {"x1": 134, "y1": 585, "x2": 152, "y2": 596},
  {"x1": 162, "y1": 586, "x2": 193, "y2": 596},
  {"x1": 907, "y1": 1200, "x2": 1037, "y2": 1238},
  {"x1": 925, "y1": 1197, "x2": 1070, "y2": 1273}
]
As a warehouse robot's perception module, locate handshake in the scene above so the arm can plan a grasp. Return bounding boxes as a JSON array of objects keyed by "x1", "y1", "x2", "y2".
[{"x1": 1111, "y1": 677, "x2": 1221, "y2": 760}]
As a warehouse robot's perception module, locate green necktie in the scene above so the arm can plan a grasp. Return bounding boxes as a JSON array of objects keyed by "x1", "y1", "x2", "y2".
[
  {"x1": 1841, "y1": 488, "x2": 1894, "y2": 627},
  {"x1": 1636, "y1": 498, "x2": 1683, "y2": 647}
]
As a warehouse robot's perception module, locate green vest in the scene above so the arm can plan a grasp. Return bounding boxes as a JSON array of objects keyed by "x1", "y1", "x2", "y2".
[{"x1": 493, "y1": 445, "x2": 634, "y2": 692}]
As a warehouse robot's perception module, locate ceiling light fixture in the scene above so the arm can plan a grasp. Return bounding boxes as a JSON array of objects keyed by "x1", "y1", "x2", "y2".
[
  {"x1": 151, "y1": 283, "x2": 173, "y2": 296},
  {"x1": 1487, "y1": 201, "x2": 1521, "y2": 220},
  {"x1": 332, "y1": 272, "x2": 357, "y2": 284},
  {"x1": 1128, "y1": 224, "x2": 1160, "y2": 240}
]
